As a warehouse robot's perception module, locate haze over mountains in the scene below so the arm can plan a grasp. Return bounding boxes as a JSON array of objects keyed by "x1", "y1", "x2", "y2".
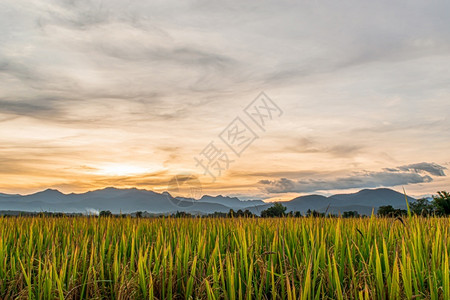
[{"x1": 0, "y1": 187, "x2": 415, "y2": 215}]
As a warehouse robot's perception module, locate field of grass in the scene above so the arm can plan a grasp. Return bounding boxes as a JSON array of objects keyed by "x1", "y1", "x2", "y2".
[{"x1": 0, "y1": 216, "x2": 449, "y2": 299}]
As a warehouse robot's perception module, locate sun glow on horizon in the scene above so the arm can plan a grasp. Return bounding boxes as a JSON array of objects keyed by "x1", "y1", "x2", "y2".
[{"x1": 89, "y1": 163, "x2": 152, "y2": 177}]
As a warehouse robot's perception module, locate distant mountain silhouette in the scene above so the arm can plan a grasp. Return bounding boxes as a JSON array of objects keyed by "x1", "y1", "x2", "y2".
[
  {"x1": 0, "y1": 192, "x2": 19, "y2": 198},
  {"x1": 0, "y1": 187, "x2": 415, "y2": 215},
  {"x1": 0, "y1": 187, "x2": 264, "y2": 214},
  {"x1": 198, "y1": 195, "x2": 265, "y2": 208},
  {"x1": 283, "y1": 188, "x2": 415, "y2": 215}
]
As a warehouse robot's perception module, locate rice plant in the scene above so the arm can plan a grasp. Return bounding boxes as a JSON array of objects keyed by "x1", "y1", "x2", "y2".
[{"x1": 0, "y1": 215, "x2": 448, "y2": 299}]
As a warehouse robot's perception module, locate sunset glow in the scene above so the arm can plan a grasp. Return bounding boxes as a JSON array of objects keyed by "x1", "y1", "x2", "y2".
[{"x1": 0, "y1": 0, "x2": 449, "y2": 200}]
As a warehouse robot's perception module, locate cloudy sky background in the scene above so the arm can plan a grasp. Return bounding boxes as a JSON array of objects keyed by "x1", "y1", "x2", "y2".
[{"x1": 1, "y1": 0, "x2": 449, "y2": 200}]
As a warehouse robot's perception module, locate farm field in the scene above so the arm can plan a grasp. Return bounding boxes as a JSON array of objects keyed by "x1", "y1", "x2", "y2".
[{"x1": 0, "y1": 216, "x2": 449, "y2": 299}]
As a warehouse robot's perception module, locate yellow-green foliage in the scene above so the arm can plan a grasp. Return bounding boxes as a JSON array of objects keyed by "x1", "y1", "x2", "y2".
[{"x1": 0, "y1": 216, "x2": 449, "y2": 299}]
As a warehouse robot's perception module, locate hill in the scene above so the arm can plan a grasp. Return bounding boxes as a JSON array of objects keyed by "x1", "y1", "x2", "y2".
[{"x1": 0, "y1": 187, "x2": 415, "y2": 215}]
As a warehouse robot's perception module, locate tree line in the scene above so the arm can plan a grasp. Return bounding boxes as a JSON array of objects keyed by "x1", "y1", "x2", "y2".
[
  {"x1": 122, "y1": 190, "x2": 450, "y2": 218},
  {"x1": 378, "y1": 191, "x2": 450, "y2": 217}
]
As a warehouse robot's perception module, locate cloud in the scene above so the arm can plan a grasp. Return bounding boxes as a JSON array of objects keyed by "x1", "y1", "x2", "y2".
[
  {"x1": 0, "y1": 98, "x2": 61, "y2": 116},
  {"x1": 259, "y1": 162, "x2": 447, "y2": 193},
  {"x1": 284, "y1": 138, "x2": 364, "y2": 158},
  {"x1": 397, "y1": 162, "x2": 446, "y2": 177},
  {"x1": 260, "y1": 171, "x2": 433, "y2": 194},
  {"x1": 1, "y1": 0, "x2": 450, "y2": 196}
]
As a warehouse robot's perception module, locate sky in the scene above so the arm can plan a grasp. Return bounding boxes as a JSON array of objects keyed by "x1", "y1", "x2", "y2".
[{"x1": 0, "y1": 0, "x2": 449, "y2": 201}]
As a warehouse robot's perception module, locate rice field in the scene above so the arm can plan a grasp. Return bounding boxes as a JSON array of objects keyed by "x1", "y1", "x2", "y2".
[{"x1": 0, "y1": 216, "x2": 449, "y2": 299}]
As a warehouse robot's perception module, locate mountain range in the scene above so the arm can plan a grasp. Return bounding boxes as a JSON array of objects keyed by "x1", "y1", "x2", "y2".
[{"x1": 0, "y1": 187, "x2": 415, "y2": 215}]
